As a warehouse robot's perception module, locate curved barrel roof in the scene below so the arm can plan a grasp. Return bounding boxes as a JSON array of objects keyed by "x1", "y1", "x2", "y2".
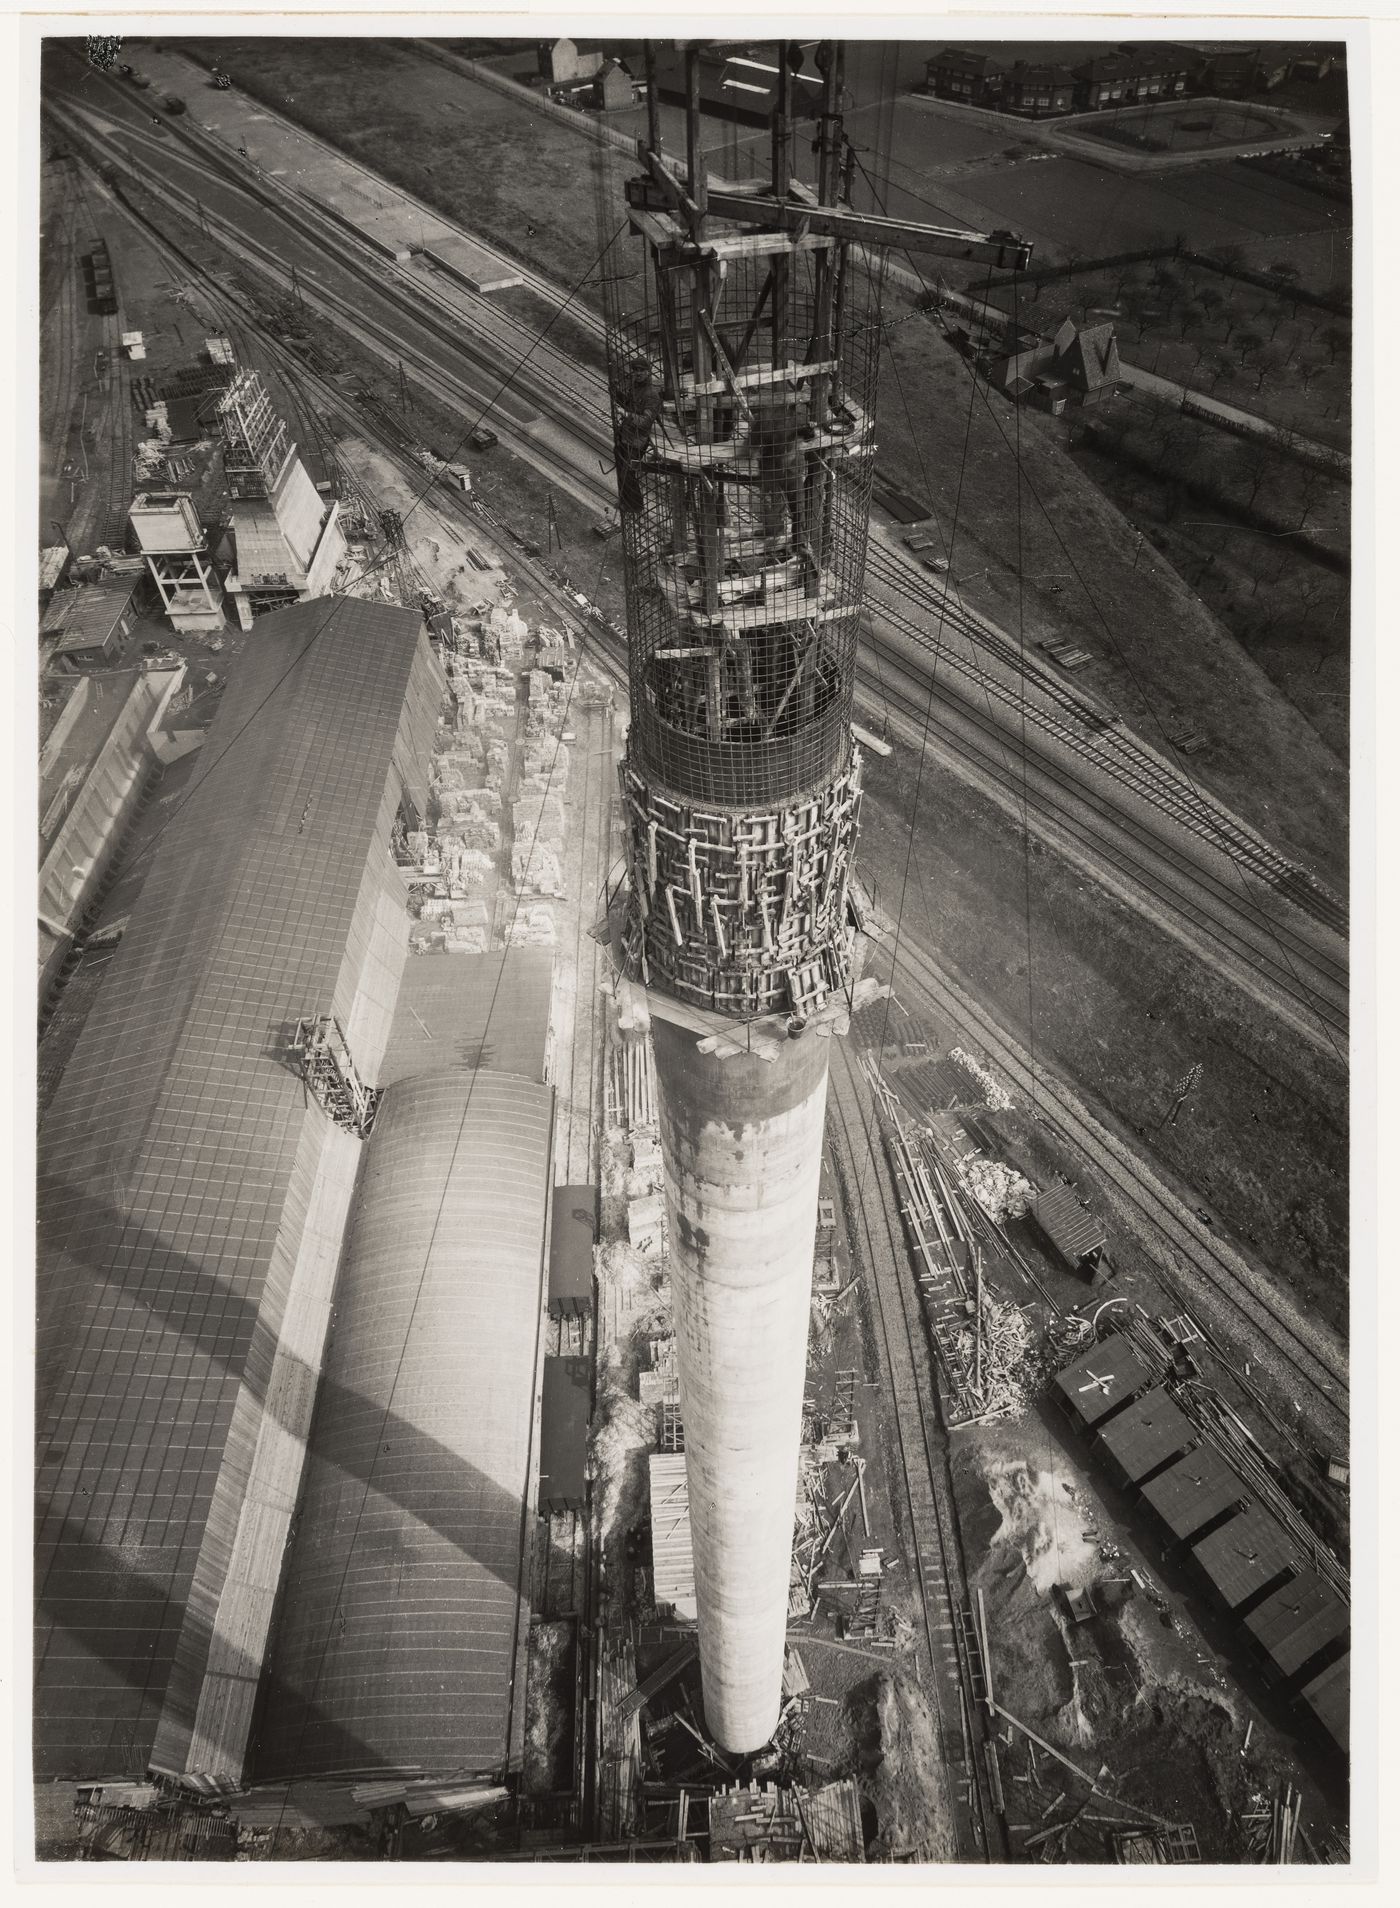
[{"x1": 255, "y1": 1068, "x2": 554, "y2": 1780}]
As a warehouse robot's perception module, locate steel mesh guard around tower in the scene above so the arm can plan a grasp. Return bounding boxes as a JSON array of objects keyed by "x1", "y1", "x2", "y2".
[{"x1": 603, "y1": 246, "x2": 882, "y2": 810}]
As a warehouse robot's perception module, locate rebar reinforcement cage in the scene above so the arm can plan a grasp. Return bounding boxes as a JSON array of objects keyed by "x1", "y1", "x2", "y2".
[{"x1": 603, "y1": 235, "x2": 883, "y2": 810}]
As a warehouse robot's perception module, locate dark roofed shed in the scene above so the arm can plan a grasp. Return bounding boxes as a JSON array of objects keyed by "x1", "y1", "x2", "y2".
[
  {"x1": 550, "y1": 1185, "x2": 596, "y2": 1318},
  {"x1": 1140, "y1": 1445, "x2": 1246, "y2": 1544},
  {"x1": 1243, "y1": 1568, "x2": 1349, "y2": 1685},
  {"x1": 540, "y1": 1356, "x2": 591, "y2": 1514},
  {"x1": 1192, "y1": 1505, "x2": 1298, "y2": 1614},
  {"x1": 1052, "y1": 1337, "x2": 1153, "y2": 1430},
  {"x1": 1031, "y1": 1183, "x2": 1107, "y2": 1271},
  {"x1": 1094, "y1": 1386, "x2": 1195, "y2": 1485}
]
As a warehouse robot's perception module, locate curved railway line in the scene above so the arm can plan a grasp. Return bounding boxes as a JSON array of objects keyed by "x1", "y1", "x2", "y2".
[{"x1": 863, "y1": 544, "x2": 1348, "y2": 935}]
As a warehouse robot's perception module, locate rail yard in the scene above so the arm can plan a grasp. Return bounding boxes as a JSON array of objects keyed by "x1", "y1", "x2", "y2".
[{"x1": 31, "y1": 27, "x2": 1354, "y2": 1874}]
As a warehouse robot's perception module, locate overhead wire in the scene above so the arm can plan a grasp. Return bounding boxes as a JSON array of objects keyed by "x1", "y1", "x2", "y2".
[
  {"x1": 852, "y1": 158, "x2": 1347, "y2": 1067},
  {"x1": 102, "y1": 209, "x2": 629, "y2": 892}
]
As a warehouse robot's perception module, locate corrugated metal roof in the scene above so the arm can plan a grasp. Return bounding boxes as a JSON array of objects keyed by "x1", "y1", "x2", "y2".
[
  {"x1": 379, "y1": 949, "x2": 553, "y2": 1086},
  {"x1": 549, "y1": 1185, "x2": 596, "y2": 1315},
  {"x1": 1053, "y1": 1338, "x2": 1153, "y2": 1426},
  {"x1": 1297, "y1": 1654, "x2": 1348, "y2": 1754},
  {"x1": 1032, "y1": 1184, "x2": 1106, "y2": 1264},
  {"x1": 539, "y1": 1355, "x2": 591, "y2": 1514},
  {"x1": 35, "y1": 596, "x2": 440, "y2": 1782},
  {"x1": 1243, "y1": 1568, "x2": 1349, "y2": 1681},
  {"x1": 1094, "y1": 1386, "x2": 1195, "y2": 1484},
  {"x1": 256, "y1": 1068, "x2": 554, "y2": 1781},
  {"x1": 41, "y1": 579, "x2": 141, "y2": 654},
  {"x1": 1139, "y1": 1446, "x2": 1246, "y2": 1542},
  {"x1": 1192, "y1": 1506, "x2": 1298, "y2": 1610}
]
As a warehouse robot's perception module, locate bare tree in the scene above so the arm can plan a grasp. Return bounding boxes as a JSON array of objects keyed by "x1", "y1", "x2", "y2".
[
  {"x1": 1318, "y1": 325, "x2": 1349, "y2": 365},
  {"x1": 1238, "y1": 446, "x2": 1276, "y2": 508},
  {"x1": 1235, "y1": 329, "x2": 1266, "y2": 365}
]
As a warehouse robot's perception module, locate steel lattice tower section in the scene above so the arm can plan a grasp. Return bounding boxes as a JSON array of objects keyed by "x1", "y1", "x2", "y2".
[{"x1": 602, "y1": 41, "x2": 1029, "y2": 1753}]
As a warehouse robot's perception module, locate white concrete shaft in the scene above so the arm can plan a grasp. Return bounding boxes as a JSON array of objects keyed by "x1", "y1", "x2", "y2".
[{"x1": 651, "y1": 1017, "x2": 830, "y2": 1754}]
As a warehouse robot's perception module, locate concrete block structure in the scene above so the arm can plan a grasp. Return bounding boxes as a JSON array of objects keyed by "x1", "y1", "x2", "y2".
[
  {"x1": 601, "y1": 42, "x2": 1029, "y2": 1753},
  {"x1": 128, "y1": 490, "x2": 225, "y2": 634},
  {"x1": 217, "y1": 371, "x2": 345, "y2": 627}
]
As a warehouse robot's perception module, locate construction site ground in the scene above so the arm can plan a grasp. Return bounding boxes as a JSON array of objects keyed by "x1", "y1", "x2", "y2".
[{"x1": 827, "y1": 983, "x2": 1346, "y2": 1862}]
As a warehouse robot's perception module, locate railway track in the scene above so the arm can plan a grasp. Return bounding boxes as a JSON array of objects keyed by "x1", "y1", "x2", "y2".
[
  {"x1": 825, "y1": 1043, "x2": 1003, "y2": 1862},
  {"x1": 71, "y1": 101, "x2": 1347, "y2": 1413},
  {"x1": 53, "y1": 71, "x2": 1351, "y2": 978},
  {"x1": 876, "y1": 929, "x2": 1348, "y2": 1447},
  {"x1": 864, "y1": 543, "x2": 1348, "y2": 936},
  {"x1": 856, "y1": 619, "x2": 1349, "y2": 1046}
]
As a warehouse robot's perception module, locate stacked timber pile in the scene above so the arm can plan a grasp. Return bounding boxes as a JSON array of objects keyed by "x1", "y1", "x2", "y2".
[{"x1": 710, "y1": 1778, "x2": 864, "y2": 1862}]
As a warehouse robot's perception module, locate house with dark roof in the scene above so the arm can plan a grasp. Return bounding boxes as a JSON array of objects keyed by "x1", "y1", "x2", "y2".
[
  {"x1": 1001, "y1": 60, "x2": 1075, "y2": 117},
  {"x1": 1074, "y1": 47, "x2": 1193, "y2": 109},
  {"x1": 989, "y1": 318, "x2": 1123, "y2": 412},
  {"x1": 924, "y1": 48, "x2": 1004, "y2": 106}
]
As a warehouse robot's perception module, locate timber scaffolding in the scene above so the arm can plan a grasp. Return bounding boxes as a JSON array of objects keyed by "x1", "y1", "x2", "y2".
[
  {"x1": 865, "y1": 1058, "x2": 1043, "y2": 1427},
  {"x1": 606, "y1": 1026, "x2": 658, "y2": 1128}
]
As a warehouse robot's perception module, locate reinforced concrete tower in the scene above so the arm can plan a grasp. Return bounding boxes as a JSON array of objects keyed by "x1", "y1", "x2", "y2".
[
  {"x1": 218, "y1": 370, "x2": 345, "y2": 627},
  {"x1": 603, "y1": 41, "x2": 1029, "y2": 1754},
  {"x1": 128, "y1": 490, "x2": 225, "y2": 634}
]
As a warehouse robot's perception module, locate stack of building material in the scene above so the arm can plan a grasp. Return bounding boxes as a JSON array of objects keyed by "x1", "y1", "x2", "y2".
[
  {"x1": 628, "y1": 1191, "x2": 666, "y2": 1256},
  {"x1": 512, "y1": 837, "x2": 565, "y2": 896},
  {"x1": 649, "y1": 1451, "x2": 697, "y2": 1620},
  {"x1": 709, "y1": 1779, "x2": 864, "y2": 1862},
  {"x1": 513, "y1": 780, "x2": 567, "y2": 846}
]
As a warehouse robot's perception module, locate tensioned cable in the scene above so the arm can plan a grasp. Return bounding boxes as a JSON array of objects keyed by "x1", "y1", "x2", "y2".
[
  {"x1": 98, "y1": 210, "x2": 629, "y2": 891},
  {"x1": 853, "y1": 165, "x2": 1347, "y2": 1067}
]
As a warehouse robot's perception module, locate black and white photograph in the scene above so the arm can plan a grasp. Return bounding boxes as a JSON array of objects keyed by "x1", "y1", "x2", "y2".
[{"x1": 17, "y1": 3, "x2": 1371, "y2": 1878}]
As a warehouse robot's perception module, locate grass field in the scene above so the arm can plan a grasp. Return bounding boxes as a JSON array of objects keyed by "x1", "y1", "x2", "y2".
[
  {"x1": 985, "y1": 255, "x2": 1351, "y2": 444},
  {"x1": 1066, "y1": 99, "x2": 1314, "y2": 154},
  {"x1": 919, "y1": 153, "x2": 1348, "y2": 276},
  {"x1": 184, "y1": 36, "x2": 636, "y2": 290},
  {"x1": 874, "y1": 301, "x2": 1349, "y2": 891}
]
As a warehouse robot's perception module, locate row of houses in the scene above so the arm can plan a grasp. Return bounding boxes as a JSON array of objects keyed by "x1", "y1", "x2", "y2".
[
  {"x1": 1053, "y1": 1335, "x2": 1348, "y2": 1759},
  {"x1": 925, "y1": 43, "x2": 1342, "y2": 118}
]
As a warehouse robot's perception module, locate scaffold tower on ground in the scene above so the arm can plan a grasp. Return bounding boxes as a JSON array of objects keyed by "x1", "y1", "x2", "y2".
[{"x1": 602, "y1": 39, "x2": 1029, "y2": 1755}]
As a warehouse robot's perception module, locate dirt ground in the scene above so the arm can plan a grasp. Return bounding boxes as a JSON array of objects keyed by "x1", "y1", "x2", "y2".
[
  {"x1": 853, "y1": 741, "x2": 1349, "y2": 1335},
  {"x1": 949, "y1": 1413, "x2": 1343, "y2": 1860}
]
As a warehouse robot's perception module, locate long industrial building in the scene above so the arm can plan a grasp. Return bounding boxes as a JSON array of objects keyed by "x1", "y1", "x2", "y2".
[
  {"x1": 34, "y1": 596, "x2": 558, "y2": 1791},
  {"x1": 253, "y1": 954, "x2": 555, "y2": 1780}
]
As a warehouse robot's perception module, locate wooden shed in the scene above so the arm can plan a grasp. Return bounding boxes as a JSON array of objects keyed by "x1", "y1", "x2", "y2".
[
  {"x1": 1243, "y1": 1568, "x2": 1349, "y2": 1688},
  {"x1": 1052, "y1": 1337, "x2": 1154, "y2": 1433},
  {"x1": 1094, "y1": 1386, "x2": 1196, "y2": 1488},
  {"x1": 539, "y1": 1355, "x2": 591, "y2": 1514},
  {"x1": 1192, "y1": 1505, "x2": 1298, "y2": 1617},
  {"x1": 1139, "y1": 1446, "x2": 1247, "y2": 1546},
  {"x1": 1031, "y1": 1183, "x2": 1107, "y2": 1278}
]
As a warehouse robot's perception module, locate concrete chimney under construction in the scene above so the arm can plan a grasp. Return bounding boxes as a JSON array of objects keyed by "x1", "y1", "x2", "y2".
[{"x1": 602, "y1": 42, "x2": 1030, "y2": 1753}]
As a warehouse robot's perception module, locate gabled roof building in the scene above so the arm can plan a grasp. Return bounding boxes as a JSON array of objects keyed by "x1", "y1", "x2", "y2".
[{"x1": 35, "y1": 598, "x2": 442, "y2": 1789}]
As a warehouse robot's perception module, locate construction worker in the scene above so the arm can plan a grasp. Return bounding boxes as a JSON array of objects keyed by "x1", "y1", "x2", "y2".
[
  {"x1": 612, "y1": 352, "x2": 663, "y2": 514},
  {"x1": 748, "y1": 387, "x2": 815, "y2": 582}
]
